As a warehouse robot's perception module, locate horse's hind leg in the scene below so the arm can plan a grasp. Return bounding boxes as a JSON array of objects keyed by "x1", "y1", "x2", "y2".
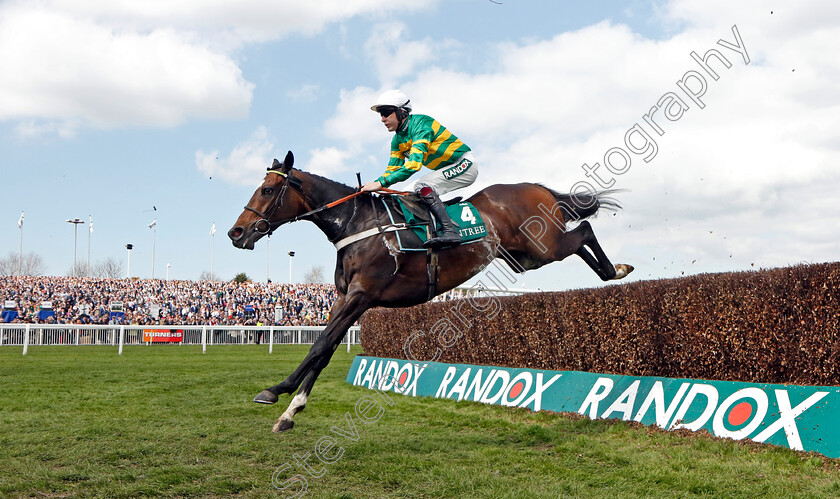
[{"x1": 566, "y1": 221, "x2": 634, "y2": 281}]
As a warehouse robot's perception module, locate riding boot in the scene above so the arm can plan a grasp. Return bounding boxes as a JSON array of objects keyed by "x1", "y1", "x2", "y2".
[{"x1": 418, "y1": 187, "x2": 462, "y2": 249}]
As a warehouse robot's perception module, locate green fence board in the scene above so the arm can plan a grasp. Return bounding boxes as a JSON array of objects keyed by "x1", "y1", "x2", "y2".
[{"x1": 346, "y1": 356, "x2": 840, "y2": 457}]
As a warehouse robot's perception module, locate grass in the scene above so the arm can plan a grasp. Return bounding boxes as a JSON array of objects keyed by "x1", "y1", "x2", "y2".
[{"x1": 1, "y1": 345, "x2": 840, "y2": 498}]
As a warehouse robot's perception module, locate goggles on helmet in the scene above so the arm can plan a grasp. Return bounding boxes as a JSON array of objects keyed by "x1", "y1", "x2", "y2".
[{"x1": 377, "y1": 106, "x2": 398, "y2": 118}]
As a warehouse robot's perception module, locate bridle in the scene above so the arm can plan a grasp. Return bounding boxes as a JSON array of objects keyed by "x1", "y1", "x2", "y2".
[
  {"x1": 243, "y1": 167, "x2": 411, "y2": 237},
  {"x1": 243, "y1": 169, "x2": 304, "y2": 236}
]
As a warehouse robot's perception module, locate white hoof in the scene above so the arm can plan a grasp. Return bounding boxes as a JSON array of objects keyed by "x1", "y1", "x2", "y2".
[{"x1": 613, "y1": 264, "x2": 634, "y2": 280}]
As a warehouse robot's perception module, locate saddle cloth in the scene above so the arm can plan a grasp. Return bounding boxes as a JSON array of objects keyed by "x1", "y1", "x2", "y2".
[{"x1": 380, "y1": 194, "x2": 488, "y2": 252}]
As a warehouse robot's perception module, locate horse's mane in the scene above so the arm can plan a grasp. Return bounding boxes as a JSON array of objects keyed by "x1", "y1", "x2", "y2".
[{"x1": 297, "y1": 169, "x2": 356, "y2": 195}]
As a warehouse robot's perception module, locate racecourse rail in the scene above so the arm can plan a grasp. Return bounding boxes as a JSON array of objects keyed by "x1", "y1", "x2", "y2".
[{"x1": 0, "y1": 324, "x2": 360, "y2": 355}]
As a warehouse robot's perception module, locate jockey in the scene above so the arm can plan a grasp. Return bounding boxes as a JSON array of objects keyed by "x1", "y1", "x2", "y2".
[{"x1": 361, "y1": 89, "x2": 478, "y2": 249}]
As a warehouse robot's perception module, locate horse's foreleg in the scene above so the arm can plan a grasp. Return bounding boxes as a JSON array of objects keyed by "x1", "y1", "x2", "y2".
[
  {"x1": 256, "y1": 291, "x2": 370, "y2": 431},
  {"x1": 253, "y1": 325, "x2": 338, "y2": 404},
  {"x1": 270, "y1": 326, "x2": 357, "y2": 432},
  {"x1": 273, "y1": 391, "x2": 309, "y2": 432},
  {"x1": 254, "y1": 322, "x2": 351, "y2": 403},
  {"x1": 272, "y1": 353, "x2": 331, "y2": 432},
  {"x1": 254, "y1": 294, "x2": 360, "y2": 403}
]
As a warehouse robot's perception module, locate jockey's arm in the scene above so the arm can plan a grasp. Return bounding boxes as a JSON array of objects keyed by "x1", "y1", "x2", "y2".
[
  {"x1": 361, "y1": 181, "x2": 382, "y2": 192},
  {"x1": 373, "y1": 126, "x2": 432, "y2": 188}
]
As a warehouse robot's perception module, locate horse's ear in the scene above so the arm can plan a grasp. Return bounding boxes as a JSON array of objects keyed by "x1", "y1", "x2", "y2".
[
  {"x1": 282, "y1": 150, "x2": 294, "y2": 172},
  {"x1": 271, "y1": 158, "x2": 281, "y2": 170}
]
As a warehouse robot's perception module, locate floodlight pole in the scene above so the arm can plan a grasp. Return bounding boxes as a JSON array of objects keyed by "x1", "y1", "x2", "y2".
[
  {"x1": 18, "y1": 214, "x2": 23, "y2": 275},
  {"x1": 66, "y1": 218, "x2": 83, "y2": 275},
  {"x1": 288, "y1": 251, "x2": 295, "y2": 284},
  {"x1": 87, "y1": 215, "x2": 92, "y2": 270},
  {"x1": 149, "y1": 221, "x2": 157, "y2": 279},
  {"x1": 125, "y1": 244, "x2": 133, "y2": 278}
]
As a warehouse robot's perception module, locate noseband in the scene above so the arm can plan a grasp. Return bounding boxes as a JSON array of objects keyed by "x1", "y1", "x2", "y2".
[{"x1": 243, "y1": 169, "x2": 303, "y2": 235}]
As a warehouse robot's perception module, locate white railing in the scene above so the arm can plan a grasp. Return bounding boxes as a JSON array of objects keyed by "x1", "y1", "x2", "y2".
[
  {"x1": 0, "y1": 324, "x2": 360, "y2": 355},
  {"x1": 432, "y1": 285, "x2": 538, "y2": 301}
]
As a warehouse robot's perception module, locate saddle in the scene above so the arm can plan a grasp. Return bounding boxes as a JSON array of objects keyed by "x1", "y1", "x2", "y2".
[{"x1": 379, "y1": 194, "x2": 487, "y2": 252}]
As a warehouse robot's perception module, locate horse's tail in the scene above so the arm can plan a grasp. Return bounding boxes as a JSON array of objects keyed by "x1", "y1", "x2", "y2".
[{"x1": 539, "y1": 185, "x2": 624, "y2": 222}]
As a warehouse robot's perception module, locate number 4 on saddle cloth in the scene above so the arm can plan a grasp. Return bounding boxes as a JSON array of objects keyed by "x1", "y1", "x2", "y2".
[{"x1": 381, "y1": 194, "x2": 488, "y2": 251}]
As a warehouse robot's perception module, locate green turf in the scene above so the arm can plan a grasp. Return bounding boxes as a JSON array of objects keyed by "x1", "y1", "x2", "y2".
[{"x1": 1, "y1": 345, "x2": 839, "y2": 498}]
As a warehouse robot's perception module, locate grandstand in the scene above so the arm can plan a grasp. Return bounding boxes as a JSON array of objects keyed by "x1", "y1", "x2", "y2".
[{"x1": 0, "y1": 276, "x2": 336, "y2": 326}]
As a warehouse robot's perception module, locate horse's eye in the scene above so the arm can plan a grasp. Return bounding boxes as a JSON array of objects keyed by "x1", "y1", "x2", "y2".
[{"x1": 262, "y1": 187, "x2": 274, "y2": 196}]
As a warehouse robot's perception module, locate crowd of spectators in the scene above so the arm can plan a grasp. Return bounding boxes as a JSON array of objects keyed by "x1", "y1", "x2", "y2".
[{"x1": 0, "y1": 276, "x2": 338, "y2": 326}]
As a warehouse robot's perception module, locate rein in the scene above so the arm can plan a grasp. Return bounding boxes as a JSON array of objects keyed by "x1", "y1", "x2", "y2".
[
  {"x1": 244, "y1": 169, "x2": 409, "y2": 236},
  {"x1": 305, "y1": 186, "x2": 410, "y2": 218}
]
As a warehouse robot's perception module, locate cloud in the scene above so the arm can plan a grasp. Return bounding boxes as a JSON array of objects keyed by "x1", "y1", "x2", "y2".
[
  {"x1": 323, "y1": 87, "x2": 386, "y2": 147},
  {"x1": 304, "y1": 146, "x2": 357, "y2": 177},
  {"x1": 196, "y1": 126, "x2": 275, "y2": 185},
  {"x1": 286, "y1": 84, "x2": 321, "y2": 103},
  {"x1": 364, "y1": 22, "x2": 460, "y2": 87},
  {"x1": 320, "y1": 2, "x2": 840, "y2": 277},
  {"x1": 0, "y1": 0, "x2": 436, "y2": 135},
  {"x1": 0, "y1": 4, "x2": 253, "y2": 133},
  {"x1": 14, "y1": 120, "x2": 79, "y2": 139},
  {"x1": 43, "y1": 0, "x2": 434, "y2": 44}
]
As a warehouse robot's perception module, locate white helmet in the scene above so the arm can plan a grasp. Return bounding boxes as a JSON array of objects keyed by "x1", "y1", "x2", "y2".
[{"x1": 370, "y1": 89, "x2": 412, "y2": 113}]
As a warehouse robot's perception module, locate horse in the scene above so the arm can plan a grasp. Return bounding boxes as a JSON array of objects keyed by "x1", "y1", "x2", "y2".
[{"x1": 228, "y1": 151, "x2": 633, "y2": 432}]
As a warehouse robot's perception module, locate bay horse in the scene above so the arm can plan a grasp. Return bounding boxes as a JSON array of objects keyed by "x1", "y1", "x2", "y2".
[{"x1": 228, "y1": 151, "x2": 633, "y2": 432}]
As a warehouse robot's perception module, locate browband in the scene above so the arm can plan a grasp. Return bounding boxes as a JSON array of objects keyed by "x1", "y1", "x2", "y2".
[{"x1": 268, "y1": 169, "x2": 302, "y2": 191}]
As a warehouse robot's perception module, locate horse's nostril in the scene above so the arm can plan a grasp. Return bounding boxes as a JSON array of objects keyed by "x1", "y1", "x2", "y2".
[{"x1": 228, "y1": 227, "x2": 243, "y2": 240}]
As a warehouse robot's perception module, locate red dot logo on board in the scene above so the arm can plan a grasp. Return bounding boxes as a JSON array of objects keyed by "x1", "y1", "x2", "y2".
[
  {"x1": 727, "y1": 401, "x2": 753, "y2": 426},
  {"x1": 508, "y1": 380, "x2": 525, "y2": 400},
  {"x1": 398, "y1": 371, "x2": 409, "y2": 386}
]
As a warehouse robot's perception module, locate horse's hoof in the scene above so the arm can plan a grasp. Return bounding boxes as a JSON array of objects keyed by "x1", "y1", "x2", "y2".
[
  {"x1": 273, "y1": 418, "x2": 295, "y2": 433},
  {"x1": 613, "y1": 264, "x2": 635, "y2": 280},
  {"x1": 254, "y1": 390, "x2": 279, "y2": 405}
]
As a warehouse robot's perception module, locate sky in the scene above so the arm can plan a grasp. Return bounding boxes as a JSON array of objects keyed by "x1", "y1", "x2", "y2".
[{"x1": 1, "y1": 0, "x2": 838, "y2": 292}]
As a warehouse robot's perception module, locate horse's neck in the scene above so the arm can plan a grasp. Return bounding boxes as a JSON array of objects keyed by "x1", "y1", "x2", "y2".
[{"x1": 299, "y1": 172, "x2": 358, "y2": 242}]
